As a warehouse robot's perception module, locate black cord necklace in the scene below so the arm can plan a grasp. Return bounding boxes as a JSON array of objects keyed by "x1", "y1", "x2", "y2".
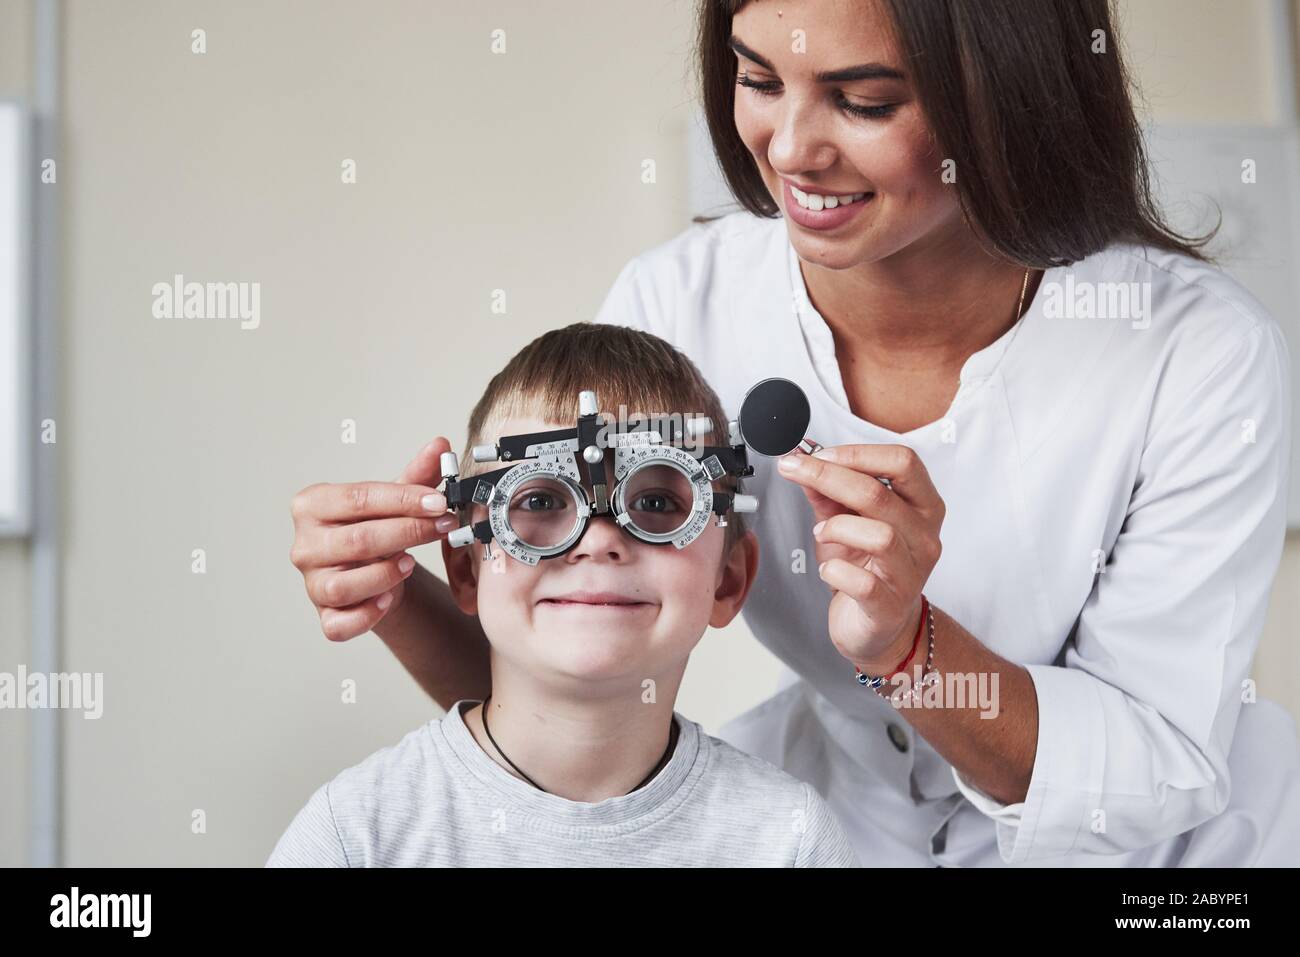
[{"x1": 478, "y1": 695, "x2": 679, "y2": 796}]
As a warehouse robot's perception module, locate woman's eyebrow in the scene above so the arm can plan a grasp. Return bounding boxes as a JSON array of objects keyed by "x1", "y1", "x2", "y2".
[{"x1": 729, "y1": 35, "x2": 905, "y2": 82}]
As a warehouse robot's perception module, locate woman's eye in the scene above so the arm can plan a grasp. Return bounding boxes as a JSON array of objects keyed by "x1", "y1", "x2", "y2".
[
  {"x1": 736, "y1": 71, "x2": 781, "y2": 96},
  {"x1": 738, "y1": 71, "x2": 897, "y2": 120},
  {"x1": 836, "y1": 94, "x2": 898, "y2": 119}
]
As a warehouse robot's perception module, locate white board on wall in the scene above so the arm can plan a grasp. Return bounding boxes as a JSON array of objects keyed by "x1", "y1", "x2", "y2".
[
  {"x1": 1143, "y1": 124, "x2": 1300, "y2": 528},
  {"x1": 0, "y1": 101, "x2": 30, "y2": 537}
]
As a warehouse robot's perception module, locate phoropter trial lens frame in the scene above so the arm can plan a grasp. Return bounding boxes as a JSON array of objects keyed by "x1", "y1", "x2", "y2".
[{"x1": 440, "y1": 379, "x2": 812, "y2": 566}]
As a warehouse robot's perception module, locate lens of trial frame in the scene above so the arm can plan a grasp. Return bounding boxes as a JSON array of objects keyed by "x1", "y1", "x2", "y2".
[
  {"x1": 506, "y1": 477, "x2": 581, "y2": 548},
  {"x1": 621, "y1": 463, "x2": 695, "y2": 536}
]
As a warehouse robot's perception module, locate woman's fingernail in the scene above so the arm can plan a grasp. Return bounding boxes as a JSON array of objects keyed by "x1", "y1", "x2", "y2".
[
  {"x1": 422, "y1": 493, "x2": 446, "y2": 512},
  {"x1": 435, "y1": 515, "x2": 458, "y2": 532},
  {"x1": 813, "y1": 520, "x2": 825, "y2": 536},
  {"x1": 398, "y1": 555, "x2": 415, "y2": 574},
  {"x1": 818, "y1": 561, "x2": 828, "y2": 578},
  {"x1": 377, "y1": 592, "x2": 393, "y2": 611},
  {"x1": 813, "y1": 447, "x2": 836, "y2": 461},
  {"x1": 778, "y1": 454, "x2": 800, "y2": 472}
]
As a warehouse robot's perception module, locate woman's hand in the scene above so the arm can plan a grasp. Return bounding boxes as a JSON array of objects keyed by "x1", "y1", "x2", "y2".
[
  {"x1": 289, "y1": 438, "x2": 459, "y2": 641},
  {"x1": 777, "y1": 444, "x2": 945, "y2": 675}
]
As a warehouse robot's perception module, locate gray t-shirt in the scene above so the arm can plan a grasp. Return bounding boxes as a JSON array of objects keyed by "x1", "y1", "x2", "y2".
[{"x1": 267, "y1": 699, "x2": 859, "y2": 867}]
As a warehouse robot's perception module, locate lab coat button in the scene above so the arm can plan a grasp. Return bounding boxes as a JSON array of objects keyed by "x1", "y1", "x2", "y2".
[{"x1": 887, "y1": 722, "x2": 909, "y2": 753}]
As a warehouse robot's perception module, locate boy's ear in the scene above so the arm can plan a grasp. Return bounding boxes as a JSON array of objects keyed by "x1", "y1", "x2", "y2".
[
  {"x1": 442, "y1": 532, "x2": 480, "y2": 616},
  {"x1": 709, "y1": 529, "x2": 759, "y2": 629}
]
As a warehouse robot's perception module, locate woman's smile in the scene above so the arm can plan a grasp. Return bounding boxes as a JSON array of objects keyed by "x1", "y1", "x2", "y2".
[{"x1": 782, "y1": 178, "x2": 875, "y2": 231}]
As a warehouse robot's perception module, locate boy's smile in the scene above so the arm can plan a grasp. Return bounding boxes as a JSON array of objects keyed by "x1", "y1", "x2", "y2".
[{"x1": 537, "y1": 590, "x2": 657, "y2": 613}]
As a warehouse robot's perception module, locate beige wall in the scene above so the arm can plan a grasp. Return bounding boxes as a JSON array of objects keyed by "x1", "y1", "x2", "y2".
[
  {"x1": 1119, "y1": 0, "x2": 1299, "y2": 123},
  {"x1": 0, "y1": 0, "x2": 1295, "y2": 866}
]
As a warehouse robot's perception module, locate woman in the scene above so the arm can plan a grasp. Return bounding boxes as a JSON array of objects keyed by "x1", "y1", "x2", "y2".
[{"x1": 288, "y1": 0, "x2": 1299, "y2": 865}]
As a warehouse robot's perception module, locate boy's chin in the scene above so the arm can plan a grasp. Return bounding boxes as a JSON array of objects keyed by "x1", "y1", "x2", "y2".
[{"x1": 524, "y1": 630, "x2": 671, "y2": 685}]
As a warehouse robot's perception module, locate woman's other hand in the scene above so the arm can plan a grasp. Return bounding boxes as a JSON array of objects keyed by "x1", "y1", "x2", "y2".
[{"x1": 289, "y1": 438, "x2": 459, "y2": 641}]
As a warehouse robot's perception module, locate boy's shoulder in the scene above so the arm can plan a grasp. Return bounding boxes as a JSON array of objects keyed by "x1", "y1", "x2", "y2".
[
  {"x1": 688, "y1": 720, "x2": 859, "y2": 867},
  {"x1": 267, "y1": 717, "x2": 453, "y2": 867},
  {"x1": 695, "y1": 722, "x2": 811, "y2": 795},
  {"x1": 326, "y1": 718, "x2": 443, "y2": 802}
]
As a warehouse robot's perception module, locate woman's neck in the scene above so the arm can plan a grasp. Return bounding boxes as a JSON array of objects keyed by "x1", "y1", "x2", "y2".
[
  {"x1": 796, "y1": 225, "x2": 1042, "y2": 433},
  {"x1": 461, "y1": 664, "x2": 683, "y2": 803},
  {"x1": 799, "y1": 225, "x2": 1038, "y2": 374}
]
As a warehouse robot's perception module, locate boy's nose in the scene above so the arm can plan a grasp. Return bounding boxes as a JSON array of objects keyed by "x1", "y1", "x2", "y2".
[{"x1": 566, "y1": 508, "x2": 631, "y2": 563}]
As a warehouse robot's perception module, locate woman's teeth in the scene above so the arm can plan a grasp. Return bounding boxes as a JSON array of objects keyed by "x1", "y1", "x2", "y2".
[{"x1": 789, "y1": 186, "x2": 871, "y2": 211}]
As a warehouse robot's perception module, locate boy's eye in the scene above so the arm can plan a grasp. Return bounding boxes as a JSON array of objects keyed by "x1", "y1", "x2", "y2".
[
  {"x1": 630, "y1": 490, "x2": 682, "y2": 514},
  {"x1": 514, "y1": 489, "x2": 567, "y2": 511}
]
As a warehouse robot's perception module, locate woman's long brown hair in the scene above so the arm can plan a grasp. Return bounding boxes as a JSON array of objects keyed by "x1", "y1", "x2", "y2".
[{"x1": 694, "y1": 0, "x2": 1217, "y2": 268}]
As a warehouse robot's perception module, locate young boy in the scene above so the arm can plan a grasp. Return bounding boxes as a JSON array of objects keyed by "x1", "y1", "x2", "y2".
[{"x1": 268, "y1": 323, "x2": 858, "y2": 867}]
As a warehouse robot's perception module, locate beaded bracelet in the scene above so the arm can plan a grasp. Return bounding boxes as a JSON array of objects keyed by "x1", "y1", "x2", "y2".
[
  {"x1": 889, "y1": 609, "x2": 938, "y2": 706},
  {"x1": 855, "y1": 596, "x2": 937, "y2": 703}
]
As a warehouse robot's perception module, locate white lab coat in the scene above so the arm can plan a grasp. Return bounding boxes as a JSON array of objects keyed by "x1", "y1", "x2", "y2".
[{"x1": 593, "y1": 211, "x2": 1299, "y2": 866}]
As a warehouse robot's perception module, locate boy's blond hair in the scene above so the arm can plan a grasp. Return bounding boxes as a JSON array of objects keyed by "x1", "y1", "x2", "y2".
[{"x1": 458, "y1": 322, "x2": 748, "y2": 550}]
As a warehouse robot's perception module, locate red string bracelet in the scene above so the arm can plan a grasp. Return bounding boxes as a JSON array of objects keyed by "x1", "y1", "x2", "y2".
[{"x1": 855, "y1": 595, "x2": 929, "y2": 687}]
